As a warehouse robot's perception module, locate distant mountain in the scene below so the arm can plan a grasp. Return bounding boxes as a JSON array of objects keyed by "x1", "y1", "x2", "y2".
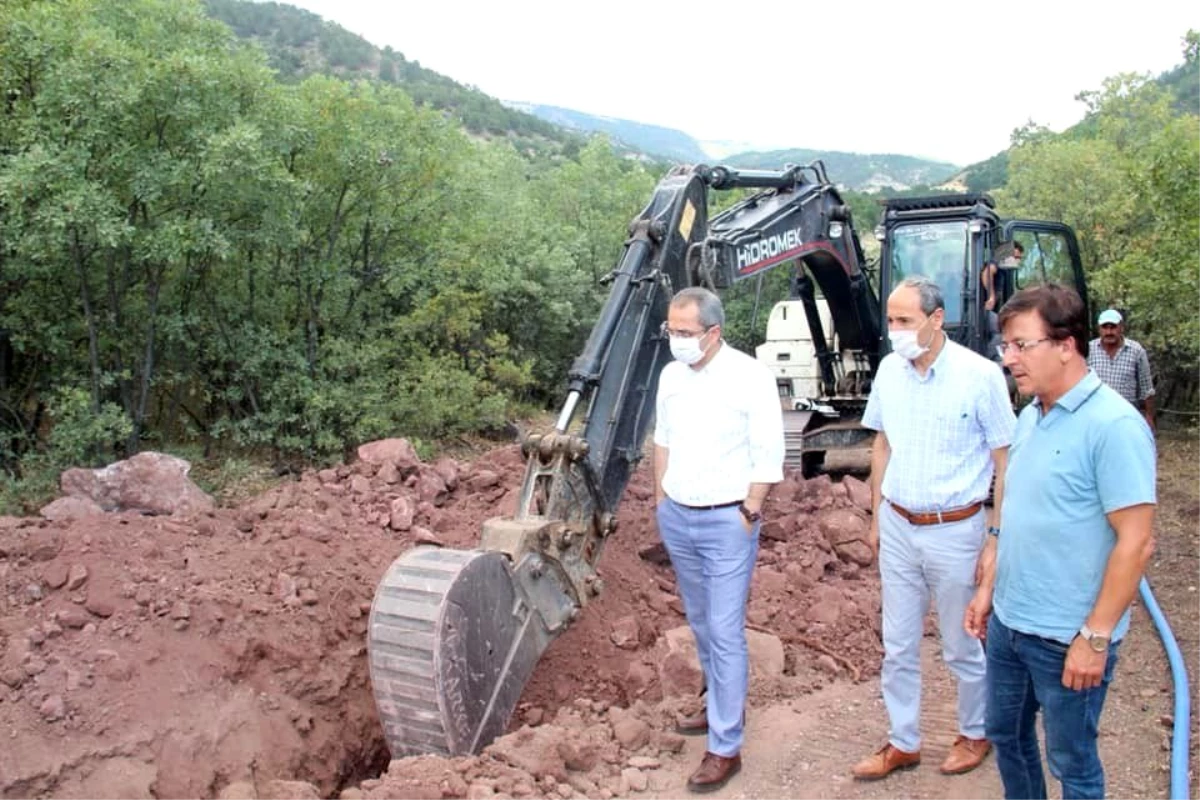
[
  {"x1": 201, "y1": 0, "x2": 583, "y2": 157},
  {"x1": 505, "y1": 103, "x2": 707, "y2": 164},
  {"x1": 720, "y1": 149, "x2": 961, "y2": 192}
]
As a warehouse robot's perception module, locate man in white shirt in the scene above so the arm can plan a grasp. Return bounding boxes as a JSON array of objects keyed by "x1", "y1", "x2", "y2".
[
  {"x1": 653, "y1": 286, "x2": 785, "y2": 794},
  {"x1": 851, "y1": 276, "x2": 1015, "y2": 781}
]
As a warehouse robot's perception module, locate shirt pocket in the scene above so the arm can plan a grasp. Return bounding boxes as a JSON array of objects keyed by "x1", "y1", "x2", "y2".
[{"x1": 933, "y1": 398, "x2": 975, "y2": 432}]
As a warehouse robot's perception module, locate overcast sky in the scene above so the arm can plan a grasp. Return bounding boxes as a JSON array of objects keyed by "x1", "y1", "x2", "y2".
[{"x1": 277, "y1": 0, "x2": 1196, "y2": 166}]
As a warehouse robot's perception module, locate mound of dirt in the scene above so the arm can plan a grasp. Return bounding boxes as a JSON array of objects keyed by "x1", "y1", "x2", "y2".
[{"x1": 0, "y1": 439, "x2": 883, "y2": 799}]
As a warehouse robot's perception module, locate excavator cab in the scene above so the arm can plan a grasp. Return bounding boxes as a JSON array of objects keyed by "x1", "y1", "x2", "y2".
[{"x1": 877, "y1": 194, "x2": 1089, "y2": 361}]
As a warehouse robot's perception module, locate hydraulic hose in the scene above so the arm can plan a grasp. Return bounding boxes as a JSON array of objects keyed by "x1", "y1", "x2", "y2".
[{"x1": 1138, "y1": 576, "x2": 1191, "y2": 800}]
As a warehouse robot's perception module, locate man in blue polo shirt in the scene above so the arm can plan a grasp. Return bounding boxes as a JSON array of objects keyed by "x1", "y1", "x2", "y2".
[{"x1": 964, "y1": 283, "x2": 1156, "y2": 800}]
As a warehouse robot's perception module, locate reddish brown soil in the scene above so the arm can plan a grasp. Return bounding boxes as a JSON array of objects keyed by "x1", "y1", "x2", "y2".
[{"x1": 0, "y1": 437, "x2": 893, "y2": 799}]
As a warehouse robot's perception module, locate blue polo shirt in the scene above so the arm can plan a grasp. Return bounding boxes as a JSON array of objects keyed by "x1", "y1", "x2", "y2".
[{"x1": 994, "y1": 371, "x2": 1156, "y2": 644}]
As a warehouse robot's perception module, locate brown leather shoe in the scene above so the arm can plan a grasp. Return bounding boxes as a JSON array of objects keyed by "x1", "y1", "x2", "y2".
[
  {"x1": 675, "y1": 708, "x2": 708, "y2": 735},
  {"x1": 940, "y1": 735, "x2": 991, "y2": 775},
  {"x1": 851, "y1": 742, "x2": 921, "y2": 780},
  {"x1": 687, "y1": 752, "x2": 742, "y2": 793}
]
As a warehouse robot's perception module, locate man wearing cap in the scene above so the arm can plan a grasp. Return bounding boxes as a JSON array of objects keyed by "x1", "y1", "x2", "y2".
[{"x1": 1087, "y1": 309, "x2": 1155, "y2": 432}]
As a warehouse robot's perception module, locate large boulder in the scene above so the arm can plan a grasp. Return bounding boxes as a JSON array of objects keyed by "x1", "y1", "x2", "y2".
[
  {"x1": 59, "y1": 452, "x2": 214, "y2": 516},
  {"x1": 655, "y1": 625, "x2": 784, "y2": 697}
]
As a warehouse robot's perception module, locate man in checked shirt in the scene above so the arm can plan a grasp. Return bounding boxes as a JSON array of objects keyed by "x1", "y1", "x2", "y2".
[
  {"x1": 851, "y1": 275, "x2": 1015, "y2": 782},
  {"x1": 1087, "y1": 308, "x2": 1156, "y2": 434}
]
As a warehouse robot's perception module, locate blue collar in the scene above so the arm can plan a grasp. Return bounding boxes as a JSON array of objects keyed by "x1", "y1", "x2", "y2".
[{"x1": 1036, "y1": 370, "x2": 1103, "y2": 414}]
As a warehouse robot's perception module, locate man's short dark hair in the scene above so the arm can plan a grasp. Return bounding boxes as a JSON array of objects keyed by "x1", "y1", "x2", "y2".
[{"x1": 997, "y1": 283, "x2": 1089, "y2": 357}]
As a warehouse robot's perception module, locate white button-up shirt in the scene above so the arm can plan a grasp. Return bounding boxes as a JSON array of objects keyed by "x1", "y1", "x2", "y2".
[
  {"x1": 862, "y1": 339, "x2": 1015, "y2": 511},
  {"x1": 653, "y1": 343, "x2": 785, "y2": 506}
]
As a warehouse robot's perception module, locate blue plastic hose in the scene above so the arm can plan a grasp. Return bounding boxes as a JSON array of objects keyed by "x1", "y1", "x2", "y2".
[{"x1": 1138, "y1": 576, "x2": 1191, "y2": 800}]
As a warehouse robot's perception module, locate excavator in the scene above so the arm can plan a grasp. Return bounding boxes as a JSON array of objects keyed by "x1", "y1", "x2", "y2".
[{"x1": 366, "y1": 161, "x2": 1089, "y2": 759}]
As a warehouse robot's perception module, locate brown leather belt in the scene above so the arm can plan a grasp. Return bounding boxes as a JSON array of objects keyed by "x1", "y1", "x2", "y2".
[{"x1": 887, "y1": 499, "x2": 984, "y2": 526}]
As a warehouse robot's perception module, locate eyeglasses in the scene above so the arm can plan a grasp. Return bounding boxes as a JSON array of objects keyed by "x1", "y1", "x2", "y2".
[
  {"x1": 996, "y1": 338, "x2": 1053, "y2": 357},
  {"x1": 660, "y1": 321, "x2": 712, "y2": 339}
]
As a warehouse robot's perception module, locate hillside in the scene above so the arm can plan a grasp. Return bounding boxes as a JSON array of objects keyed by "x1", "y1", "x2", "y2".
[
  {"x1": 201, "y1": 0, "x2": 583, "y2": 156},
  {"x1": 504, "y1": 102, "x2": 708, "y2": 164},
  {"x1": 720, "y1": 148, "x2": 960, "y2": 192}
]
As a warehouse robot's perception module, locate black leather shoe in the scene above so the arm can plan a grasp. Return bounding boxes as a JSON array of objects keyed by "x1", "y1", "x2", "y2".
[{"x1": 687, "y1": 752, "x2": 742, "y2": 793}]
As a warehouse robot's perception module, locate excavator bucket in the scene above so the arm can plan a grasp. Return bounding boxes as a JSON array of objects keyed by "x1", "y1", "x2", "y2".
[{"x1": 367, "y1": 546, "x2": 556, "y2": 756}]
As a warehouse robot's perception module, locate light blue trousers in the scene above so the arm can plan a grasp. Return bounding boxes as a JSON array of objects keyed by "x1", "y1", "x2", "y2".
[
  {"x1": 879, "y1": 501, "x2": 988, "y2": 752},
  {"x1": 656, "y1": 498, "x2": 759, "y2": 757}
]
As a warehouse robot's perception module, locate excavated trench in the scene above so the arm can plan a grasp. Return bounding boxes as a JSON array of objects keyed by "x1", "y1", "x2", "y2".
[{"x1": 0, "y1": 439, "x2": 884, "y2": 799}]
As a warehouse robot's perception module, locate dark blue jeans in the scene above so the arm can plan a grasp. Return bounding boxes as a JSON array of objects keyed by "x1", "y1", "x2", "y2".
[{"x1": 985, "y1": 615, "x2": 1119, "y2": 799}]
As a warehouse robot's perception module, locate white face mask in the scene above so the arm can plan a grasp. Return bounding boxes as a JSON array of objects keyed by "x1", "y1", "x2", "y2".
[
  {"x1": 669, "y1": 332, "x2": 708, "y2": 365},
  {"x1": 888, "y1": 318, "x2": 931, "y2": 361}
]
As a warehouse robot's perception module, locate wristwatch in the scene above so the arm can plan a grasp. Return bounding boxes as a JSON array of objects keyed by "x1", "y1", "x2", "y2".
[
  {"x1": 738, "y1": 504, "x2": 761, "y2": 523},
  {"x1": 1078, "y1": 623, "x2": 1111, "y2": 653}
]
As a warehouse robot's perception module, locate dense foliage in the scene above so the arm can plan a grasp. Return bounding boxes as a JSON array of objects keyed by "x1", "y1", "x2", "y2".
[
  {"x1": 996, "y1": 30, "x2": 1199, "y2": 410},
  {"x1": 0, "y1": 0, "x2": 654, "y2": 509}
]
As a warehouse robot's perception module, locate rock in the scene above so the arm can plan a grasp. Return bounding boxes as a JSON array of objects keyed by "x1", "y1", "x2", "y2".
[
  {"x1": 609, "y1": 711, "x2": 651, "y2": 750},
  {"x1": 760, "y1": 515, "x2": 796, "y2": 542},
  {"x1": 355, "y1": 438, "x2": 422, "y2": 474},
  {"x1": 432, "y1": 457, "x2": 460, "y2": 491},
  {"x1": 349, "y1": 475, "x2": 371, "y2": 495},
  {"x1": 60, "y1": 452, "x2": 214, "y2": 515},
  {"x1": 806, "y1": 598, "x2": 842, "y2": 625},
  {"x1": 557, "y1": 740, "x2": 600, "y2": 772},
  {"x1": 627, "y1": 756, "x2": 660, "y2": 769},
  {"x1": 39, "y1": 496, "x2": 105, "y2": 521},
  {"x1": 169, "y1": 602, "x2": 190, "y2": 620},
  {"x1": 259, "y1": 780, "x2": 321, "y2": 800},
  {"x1": 658, "y1": 625, "x2": 784, "y2": 693},
  {"x1": 43, "y1": 561, "x2": 69, "y2": 589},
  {"x1": 624, "y1": 662, "x2": 656, "y2": 697},
  {"x1": 609, "y1": 616, "x2": 641, "y2": 650},
  {"x1": 650, "y1": 730, "x2": 686, "y2": 754},
  {"x1": 621, "y1": 768, "x2": 648, "y2": 793},
  {"x1": 67, "y1": 564, "x2": 89, "y2": 590},
  {"x1": 467, "y1": 470, "x2": 501, "y2": 491},
  {"x1": 636, "y1": 542, "x2": 671, "y2": 567},
  {"x1": 486, "y1": 725, "x2": 568, "y2": 780},
  {"x1": 388, "y1": 496, "x2": 415, "y2": 531},
  {"x1": 411, "y1": 527, "x2": 441, "y2": 546},
  {"x1": 834, "y1": 539, "x2": 875, "y2": 566},
  {"x1": 816, "y1": 508, "x2": 869, "y2": 547},
  {"x1": 375, "y1": 461, "x2": 400, "y2": 484},
  {"x1": 753, "y1": 567, "x2": 789, "y2": 597},
  {"x1": 0, "y1": 668, "x2": 25, "y2": 689},
  {"x1": 416, "y1": 471, "x2": 449, "y2": 507},
  {"x1": 816, "y1": 654, "x2": 841, "y2": 675},
  {"x1": 275, "y1": 573, "x2": 298, "y2": 603},
  {"x1": 39, "y1": 694, "x2": 65, "y2": 721},
  {"x1": 58, "y1": 607, "x2": 90, "y2": 629},
  {"x1": 217, "y1": 781, "x2": 258, "y2": 799},
  {"x1": 299, "y1": 589, "x2": 319, "y2": 606},
  {"x1": 85, "y1": 583, "x2": 118, "y2": 617},
  {"x1": 842, "y1": 475, "x2": 872, "y2": 511}
]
